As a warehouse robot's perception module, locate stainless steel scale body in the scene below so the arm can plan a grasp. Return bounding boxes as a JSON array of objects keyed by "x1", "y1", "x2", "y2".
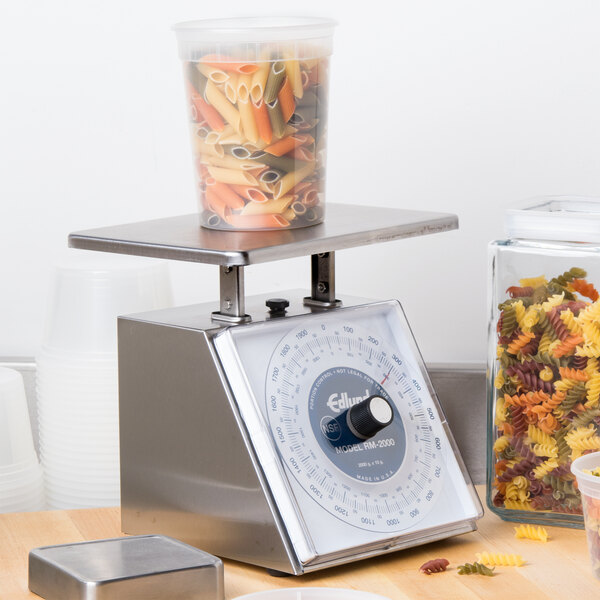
[{"x1": 69, "y1": 204, "x2": 482, "y2": 575}]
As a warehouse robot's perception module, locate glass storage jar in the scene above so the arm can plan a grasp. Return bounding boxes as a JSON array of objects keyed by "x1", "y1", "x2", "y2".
[{"x1": 487, "y1": 196, "x2": 600, "y2": 528}]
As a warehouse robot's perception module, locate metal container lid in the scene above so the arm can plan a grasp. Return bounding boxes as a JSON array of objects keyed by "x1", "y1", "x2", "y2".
[
  {"x1": 505, "y1": 196, "x2": 600, "y2": 243},
  {"x1": 29, "y1": 535, "x2": 224, "y2": 600}
]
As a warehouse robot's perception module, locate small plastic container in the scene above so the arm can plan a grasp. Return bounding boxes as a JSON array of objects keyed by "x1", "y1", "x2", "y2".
[
  {"x1": 571, "y1": 452, "x2": 600, "y2": 579},
  {"x1": 173, "y1": 17, "x2": 336, "y2": 230},
  {"x1": 487, "y1": 196, "x2": 600, "y2": 527}
]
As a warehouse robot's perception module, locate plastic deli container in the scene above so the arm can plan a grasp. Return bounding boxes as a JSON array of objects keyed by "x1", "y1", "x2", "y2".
[
  {"x1": 487, "y1": 197, "x2": 600, "y2": 528},
  {"x1": 173, "y1": 17, "x2": 336, "y2": 230},
  {"x1": 572, "y1": 453, "x2": 600, "y2": 579}
]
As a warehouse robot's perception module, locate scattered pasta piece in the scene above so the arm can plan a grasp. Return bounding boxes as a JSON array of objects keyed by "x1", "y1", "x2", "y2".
[
  {"x1": 457, "y1": 562, "x2": 495, "y2": 576},
  {"x1": 419, "y1": 558, "x2": 449, "y2": 574},
  {"x1": 475, "y1": 552, "x2": 525, "y2": 567},
  {"x1": 514, "y1": 524, "x2": 549, "y2": 542}
]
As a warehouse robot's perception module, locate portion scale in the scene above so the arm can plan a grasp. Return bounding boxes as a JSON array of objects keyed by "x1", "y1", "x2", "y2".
[{"x1": 69, "y1": 203, "x2": 482, "y2": 575}]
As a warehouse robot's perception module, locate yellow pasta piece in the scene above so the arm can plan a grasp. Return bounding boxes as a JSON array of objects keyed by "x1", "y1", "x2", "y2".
[
  {"x1": 494, "y1": 369, "x2": 505, "y2": 389},
  {"x1": 206, "y1": 166, "x2": 257, "y2": 186},
  {"x1": 273, "y1": 161, "x2": 315, "y2": 199},
  {"x1": 493, "y1": 436, "x2": 510, "y2": 453},
  {"x1": 284, "y1": 53, "x2": 304, "y2": 98},
  {"x1": 200, "y1": 154, "x2": 261, "y2": 171},
  {"x1": 475, "y1": 552, "x2": 525, "y2": 567},
  {"x1": 519, "y1": 275, "x2": 547, "y2": 288},
  {"x1": 197, "y1": 63, "x2": 229, "y2": 83},
  {"x1": 541, "y1": 293, "x2": 565, "y2": 312},
  {"x1": 224, "y1": 72, "x2": 238, "y2": 103},
  {"x1": 240, "y1": 195, "x2": 295, "y2": 216},
  {"x1": 504, "y1": 499, "x2": 534, "y2": 511},
  {"x1": 514, "y1": 524, "x2": 548, "y2": 542},
  {"x1": 205, "y1": 81, "x2": 242, "y2": 134},
  {"x1": 250, "y1": 58, "x2": 271, "y2": 103}
]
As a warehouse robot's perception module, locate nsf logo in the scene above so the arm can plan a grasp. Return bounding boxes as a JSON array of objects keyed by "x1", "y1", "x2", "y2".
[{"x1": 320, "y1": 416, "x2": 342, "y2": 441}]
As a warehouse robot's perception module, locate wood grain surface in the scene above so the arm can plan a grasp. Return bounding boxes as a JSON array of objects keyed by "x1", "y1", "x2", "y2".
[{"x1": 1, "y1": 487, "x2": 597, "y2": 599}]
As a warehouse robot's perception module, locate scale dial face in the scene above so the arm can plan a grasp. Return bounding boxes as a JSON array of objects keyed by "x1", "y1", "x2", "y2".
[{"x1": 265, "y1": 314, "x2": 445, "y2": 533}]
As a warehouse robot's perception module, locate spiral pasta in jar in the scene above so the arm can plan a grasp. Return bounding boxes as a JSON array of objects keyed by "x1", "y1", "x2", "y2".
[
  {"x1": 174, "y1": 18, "x2": 336, "y2": 230},
  {"x1": 488, "y1": 197, "x2": 600, "y2": 527}
]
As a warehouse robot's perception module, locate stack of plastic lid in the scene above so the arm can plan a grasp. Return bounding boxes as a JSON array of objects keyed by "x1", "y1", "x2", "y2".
[
  {"x1": 0, "y1": 367, "x2": 45, "y2": 513},
  {"x1": 37, "y1": 253, "x2": 172, "y2": 509}
]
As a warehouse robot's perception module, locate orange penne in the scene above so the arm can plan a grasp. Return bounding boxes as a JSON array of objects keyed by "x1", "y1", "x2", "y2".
[
  {"x1": 288, "y1": 146, "x2": 315, "y2": 162},
  {"x1": 205, "y1": 187, "x2": 231, "y2": 219},
  {"x1": 200, "y1": 54, "x2": 260, "y2": 75},
  {"x1": 190, "y1": 94, "x2": 225, "y2": 132},
  {"x1": 277, "y1": 77, "x2": 296, "y2": 123},
  {"x1": 230, "y1": 185, "x2": 268, "y2": 203},
  {"x1": 264, "y1": 135, "x2": 300, "y2": 157},
  {"x1": 224, "y1": 213, "x2": 290, "y2": 229},
  {"x1": 207, "y1": 180, "x2": 245, "y2": 210},
  {"x1": 252, "y1": 99, "x2": 273, "y2": 144},
  {"x1": 265, "y1": 134, "x2": 313, "y2": 157}
]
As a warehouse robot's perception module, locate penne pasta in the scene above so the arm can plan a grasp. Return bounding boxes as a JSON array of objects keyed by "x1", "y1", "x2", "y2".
[
  {"x1": 250, "y1": 60, "x2": 270, "y2": 103},
  {"x1": 205, "y1": 187, "x2": 231, "y2": 219},
  {"x1": 264, "y1": 135, "x2": 301, "y2": 157},
  {"x1": 283, "y1": 55, "x2": 303, "y2": 99},
  {"x1": 289, "y1": 146, "x2": 315, "y2": 162},
  {"x1": 187, "y1": 62, "x2": 208, "y2": 97},
  {"x1": 252, "y1": 98, "x2": 273, "y2": 144},
  {"x1": 207, "y1": 180, "x2": 245, "y2": 210},
  {"x1": 200, "y1": 153, "x2": 260, "y2": 171},
  {"x1": 224, "y1": 213, "x2": 290, "y2": 229},
  {"x1": 240, "y1": 195, "x2": 295, "y2": 215},
  {"x1": 263, "y1": 61, "x2": 286, "y2": 103},
  {"x1": 273, "y1": 161, "x2": 315, "y2": 199},
  {"x1": 237, "y1": 74, "x2": 252, "y2": 101},
  {"x1": 207, "y1": 165, "x2": 258, "y2": 186},
  {"x1": 200, "y1": 54, "x2": 260, "y2": 75},
  {"x1": 183, "y1": 52, "x2": 329, "y2": 229},
  {"x1": 277, "y1": 77, "x2": 296, "y2": 123},
  {"x1": 205, "y1": 81, "x2": 242, "y2": 134},
  {"x1": 266, "y1": 99, "x2": 286, "y2": 138},
  {"x1": 237, "y1": 99, "x2": 259, "y2": 144},
  {"x1": 230, "y1": 184, "x2": 268, "y2": 203},
  {"x1": 224, "y1": 72, "x2": 239, "y2": 103},
  {"x1": 197, "y1": 63, "x2": 229, "y2": 83},
  {"x1": 191, "y1": 136, "x2": 225, "y2": 158}
]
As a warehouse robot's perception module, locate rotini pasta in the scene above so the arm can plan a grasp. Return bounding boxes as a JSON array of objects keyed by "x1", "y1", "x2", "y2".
[
  {"x1": 514, "y1": 524, "x2": 548, "y2": 542},
  {"x1": 475, "y1": 552, "x2": 525, "y2": 567},
  {"x1": 491, "y1": 268, "x2": 600, "y2": 520},
  {"x1": 457, "y1": 562, "x2": 495, "y2": 576}
]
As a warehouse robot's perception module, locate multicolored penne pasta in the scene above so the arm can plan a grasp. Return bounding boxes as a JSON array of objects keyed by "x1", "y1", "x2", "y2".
[{"x1": 183, "y1": 48, "x2": 329, "y2": 229}]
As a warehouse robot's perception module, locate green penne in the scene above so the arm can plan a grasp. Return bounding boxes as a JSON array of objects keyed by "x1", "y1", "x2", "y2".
[
  {"x1": 266, "y1": 99, "x2": 286, "y2": 138},
  {"x1": 263, "y1": 61, "x2": 286, "y2": 103},
  {"x1": 187, "y1": 62, "x2": 208, "y2": 97},
  {"x1": 248, "y1": 151, "x2": 303, "y2": 173}
]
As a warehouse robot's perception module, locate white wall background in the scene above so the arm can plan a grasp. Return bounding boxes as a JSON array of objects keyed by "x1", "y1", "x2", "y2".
[{"x1": 2, "y1": 0, "x2": 600, "y2": 363}]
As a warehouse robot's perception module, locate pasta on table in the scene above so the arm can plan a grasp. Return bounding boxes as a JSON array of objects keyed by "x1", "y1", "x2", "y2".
[
  {"x1": 185, "y1": 49, "x2": 329, "y2": 230},
  {"x1": 492, "y1": 267, "x2": 600, "y2": 518}
]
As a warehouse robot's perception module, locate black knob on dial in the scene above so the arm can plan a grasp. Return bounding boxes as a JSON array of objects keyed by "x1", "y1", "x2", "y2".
[
  {"x1": 266, "y1": 298, "x2": 289, "y2": 315},
  {"x1": 346, "y1": 395, "x2": 393, "y2": 440}
]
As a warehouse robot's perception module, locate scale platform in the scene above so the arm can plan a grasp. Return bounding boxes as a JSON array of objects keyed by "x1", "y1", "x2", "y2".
[
  {"x1": 69, "y1": 203, "x2": 457, "y2": 322},
  {"x1": 68, "y1": 203, "x2": 457, "y2": 266},
  {"x1": 69, "y1": 204, "x2": 481, "y2": 575}
]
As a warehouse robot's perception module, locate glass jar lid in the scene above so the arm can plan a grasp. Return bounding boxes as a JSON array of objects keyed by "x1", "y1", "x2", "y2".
[{"x1": 505, "y1": 196, "x2": 600, "y2": 243}]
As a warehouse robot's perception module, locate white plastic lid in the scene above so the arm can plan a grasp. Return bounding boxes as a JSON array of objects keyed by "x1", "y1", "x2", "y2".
[
  {"x1": 505, "y1": 196, "x2": 600, "y2": 243},
  {"x1": 233, "y1": 590, "x2": 391, "y2": 600},
  {"x1": 571, "y1": 452, "x2": 600, "y2": 499},
  {"x1": 173, "y1": 17, "x2": 337, "y2": 61}
]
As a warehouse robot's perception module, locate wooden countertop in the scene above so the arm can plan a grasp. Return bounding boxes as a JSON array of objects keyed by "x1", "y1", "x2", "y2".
[{"x1": 1, "y1": 486, "x2": 597, "y2": 599}]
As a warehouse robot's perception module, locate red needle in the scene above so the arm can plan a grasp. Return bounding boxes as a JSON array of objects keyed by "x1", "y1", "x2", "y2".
[{"x1": 380, "y1": 369, "x2": 391, "y2": 385}]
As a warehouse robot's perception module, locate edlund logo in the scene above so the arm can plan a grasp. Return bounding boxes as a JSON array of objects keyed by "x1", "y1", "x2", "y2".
[{"x1": 326, "y1": 389, "x2": 370, "y2": 413}]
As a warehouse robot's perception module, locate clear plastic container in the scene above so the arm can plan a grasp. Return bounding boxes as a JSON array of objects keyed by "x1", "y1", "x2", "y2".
[
  {"x1": 487, "y1": 196, "x2": 600, "y2": 528},
  {"x1": 173, "y1": 17, "x2": 336, "y2": 230},
  {"x1": 571, "y1": 452, "x2": 600, "y2": 578}
]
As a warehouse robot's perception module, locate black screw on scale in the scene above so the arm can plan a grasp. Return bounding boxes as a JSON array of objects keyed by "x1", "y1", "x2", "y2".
[{"x1": 67, "y1": 204, "x2": 482, "y2": 577}]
